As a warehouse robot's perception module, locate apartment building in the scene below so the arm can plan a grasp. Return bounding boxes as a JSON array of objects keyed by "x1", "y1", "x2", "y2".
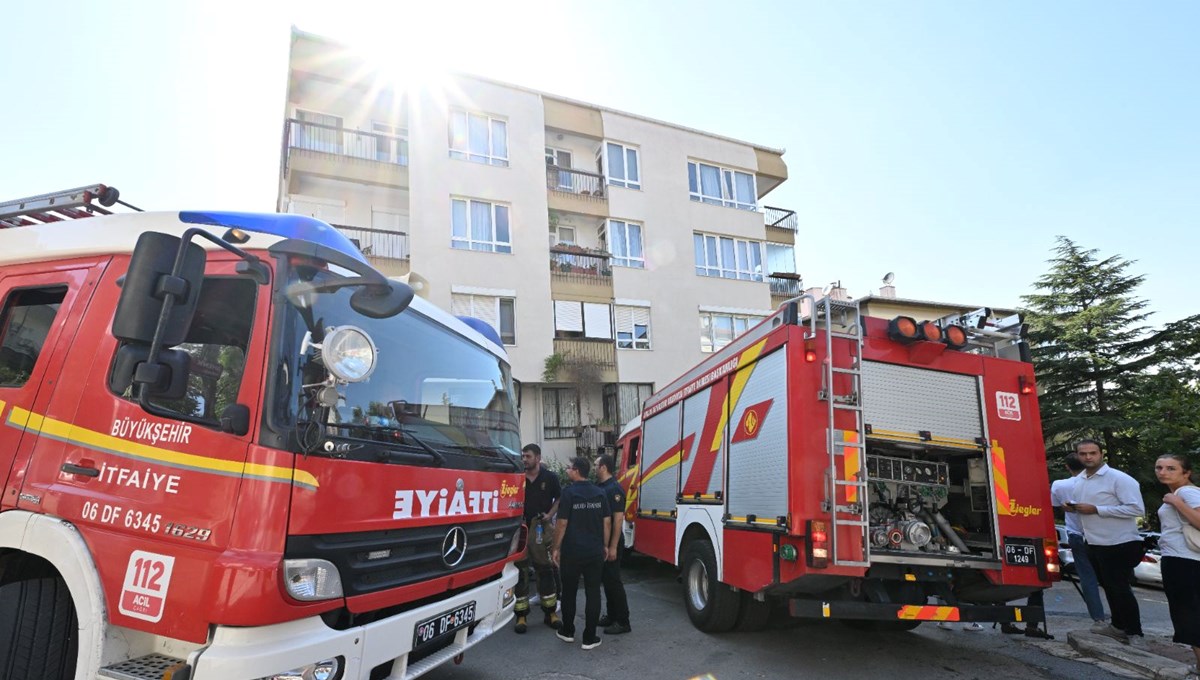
[{"x1": 277, "y1": 29, "x2": 799, "y2": 461}]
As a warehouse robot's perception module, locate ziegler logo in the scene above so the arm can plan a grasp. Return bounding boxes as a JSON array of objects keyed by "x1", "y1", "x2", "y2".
[
  {"x1": 501, "y1": 480, "x2": 520, "y2": 497},
  {"x1": 394, "y1": 481, "x2": 503, "y2": 519},
  {"x1": 1008, "y1": 499, "x2": 1042, "y2": 517}
]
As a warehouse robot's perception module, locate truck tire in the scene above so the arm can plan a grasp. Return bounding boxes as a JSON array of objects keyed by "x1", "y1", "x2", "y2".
[
  {"x1": 734, "y1": 590, "x2": 772, "y2": 632},
  {"x1": 681, "y1": 539, "x2": 740, "y2": 632},
  {"x1": 0, "y1": 556, "x2": 78, "y2": 680}
]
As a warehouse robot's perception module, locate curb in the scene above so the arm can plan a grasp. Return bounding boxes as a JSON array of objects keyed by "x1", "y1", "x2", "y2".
[{"x1": 1067, "y1": 631, "x2": 1193, "y2": 680}]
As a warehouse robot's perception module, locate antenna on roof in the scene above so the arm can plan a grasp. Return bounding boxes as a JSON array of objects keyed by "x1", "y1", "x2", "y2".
[{"x1": 882, "y1": 272, "x2": 895, "y2": 285}]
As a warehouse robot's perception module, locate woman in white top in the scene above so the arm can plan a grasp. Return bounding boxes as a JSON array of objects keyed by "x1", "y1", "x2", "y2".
[{"x1": 1154, "y1": 453, "x2": 1200, "y2": 678}]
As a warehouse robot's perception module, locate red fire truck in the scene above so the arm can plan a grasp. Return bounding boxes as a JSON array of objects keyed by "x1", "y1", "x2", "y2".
[
  {"x1": 614, "y1": 295, "x2": 1059, "y2": 632},
  {"x1": 0, "y1": 186, "x2": 527, "y2": 679}
]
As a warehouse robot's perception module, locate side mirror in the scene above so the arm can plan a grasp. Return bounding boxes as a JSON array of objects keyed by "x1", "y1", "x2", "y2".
[
  {"x1": 350, "y1": 281, "x2": 414, "y2": 319},
  {"x1": 110, "y1": 345, "x2": 191, "y2": 400},
  {"x1": 112, "y1": 232, "x2": 206, "y2": 346},
  {"x1": 219, "y1": 404, "x2": 251, "y2": 436}
]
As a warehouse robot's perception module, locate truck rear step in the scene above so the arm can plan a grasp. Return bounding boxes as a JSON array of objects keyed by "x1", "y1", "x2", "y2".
[{"x1": 98, "y1": 654, "x2": 188, "y2": 680}]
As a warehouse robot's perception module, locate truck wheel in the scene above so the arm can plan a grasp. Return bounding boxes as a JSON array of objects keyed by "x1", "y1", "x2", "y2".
[
  {"x1": 734, "y1": 591, "x2": 772, "y2": 632},
  {"x1": 681, "y1": 539, "x2": 741, "y2": 632},
  {"x1": 0, "y1": 556, "x2": 78, "y2": 680}
]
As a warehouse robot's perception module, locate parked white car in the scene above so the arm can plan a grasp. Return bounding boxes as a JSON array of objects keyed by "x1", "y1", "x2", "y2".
[
  {"x1": 1132, "y1": 550, "x2": 1163, "y2": 587},
  {"x1": 1055, "y1": 525, "x2": 1075, "y2": 575}
]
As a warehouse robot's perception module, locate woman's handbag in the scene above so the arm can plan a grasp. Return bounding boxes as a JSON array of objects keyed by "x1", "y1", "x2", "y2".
[{"x1": 1184, "y1": 522, "x2": 1200, "y2": 553}]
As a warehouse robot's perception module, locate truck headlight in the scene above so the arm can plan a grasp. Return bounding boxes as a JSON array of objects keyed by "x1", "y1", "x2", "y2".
[
  {"x1": 283, "y1": 559, "x2": 344, "y2": 601},
  {"x1": 323, "y1": 325, "x2": 377, "y2": 382},
  {"x1": 257, "y1": 657, "x2": 341, "y2": 680}
]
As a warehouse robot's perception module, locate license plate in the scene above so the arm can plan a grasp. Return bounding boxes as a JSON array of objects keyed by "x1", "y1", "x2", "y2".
[
  {"x1": 1004, "y1": 542, "x2": 1037, "y2": 566},
  {"x1": 413, "y1": 602, "x2": 476, "y2": 649}
]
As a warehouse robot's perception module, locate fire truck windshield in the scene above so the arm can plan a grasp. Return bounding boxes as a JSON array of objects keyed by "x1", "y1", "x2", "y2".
[{"x1": 274, "y1": 267, "x2": 521, "y2": 472}]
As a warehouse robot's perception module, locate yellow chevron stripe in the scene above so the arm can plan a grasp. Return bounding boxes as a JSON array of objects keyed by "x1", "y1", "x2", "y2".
[
  {"x1": 641, "y1": 452, "x2": 683, "y2": 486},
  {"x1": 712, "y1": 339, "x2": 769, "y2": 454},
  {"x1": 7, "y1": 407, "x2": 318, "y2": 489},
  {"x1": 993, "y1": 439, "x2": 1010, "y2": 515}
]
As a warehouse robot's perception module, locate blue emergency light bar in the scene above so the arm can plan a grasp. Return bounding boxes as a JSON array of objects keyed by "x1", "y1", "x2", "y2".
[{"x1": 179, "y1": 211, "x2": 367, "y2": 264}]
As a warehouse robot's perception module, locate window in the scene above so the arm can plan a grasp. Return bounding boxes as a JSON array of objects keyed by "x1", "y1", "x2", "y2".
[
  {"x1": 688, "y1": 161, "x2": 757, "y2": 210},
  {"x1": 546, "y1": 147, "x2": 573, "y2": 189},
  {"x1": 543, "y1": 387, "x2": 580, "y2": 439},
  {"x1": 452, "y1": 293, "x2": 516, "y2": 345},
  {"x1": 126, "y1": 278, "x2": 256, "y2": 422},
  {"x1": 451, "y1": 198, "x2": 512, "y2": 253},
  {"x1": 449, "y1": 110, "x2": 508, "y2": 166},
  {"x1": 605, "y1": 220, "x2": 645, "y2": 269},
  {"x1": 604, "y1": 141, "x2": 641, "y2": 190},
  {"x1": 614, "y1": 306, "x2": 651, "y2": 350},
  {"x1": 603, "y1": 383, "x2": 653, "y2": 427},
  {"x1": 0, "y1": 286, "x2": 66, "y2": 387},
  {"x1": 766, "y1": 243, "x2": 796, "y2": 275},
  {"x1": 293, "y1": 110, "x2": 342, "y2": 154},
  {"x1": 554, "y1": 301, "x2": 612, "y2": 340},
  {"x1": 700, "y1": 311, "x2": 764, "y2": 353},
  {"x1": 372, "y1": 121, "x2": 409, "y2": 165},
  {"x1": 693, "y1": 233, "x2": 764, "y2": 281}
]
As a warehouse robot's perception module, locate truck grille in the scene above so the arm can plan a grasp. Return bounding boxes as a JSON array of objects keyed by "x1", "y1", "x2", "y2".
[{"x1": 286, "y1": 517, "x2": 521, "y2": 596}]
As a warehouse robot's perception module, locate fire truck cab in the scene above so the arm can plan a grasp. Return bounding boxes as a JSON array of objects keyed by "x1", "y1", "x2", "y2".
[
  {"x1": 0, "y1": 187, "x2": 525, "y2": 680},
  {"x1": 614, "y1": 295, "x2": 1058, "y2": 633}
]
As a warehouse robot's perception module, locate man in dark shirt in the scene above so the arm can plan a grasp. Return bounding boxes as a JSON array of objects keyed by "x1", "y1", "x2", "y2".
[
  {"x1": 551, "y1": 456, "x2": 610, "y2": 650},
  {"x1": 514, "y1": 444, "x2": 561, "y2": 633},
  {"x1": 595, "y1": 454, "x2": 631, "y2": 634}
]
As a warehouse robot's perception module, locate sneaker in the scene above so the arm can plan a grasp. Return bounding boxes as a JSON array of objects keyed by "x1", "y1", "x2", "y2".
[
  {"x1": 1000, "y1": 623, "x2": 1023, "y2": 635},
  {"x1": 513, "y1": 614, "x2": 527, "y2": 634},
  {"x1": 598, "y1": 615, "x2": 613, "y2": 627},
  {"x1": 581, "y1": 635, "x2": 602, "y2": 650},
  {"x1": 937, "y1": 621, "x2": 955, "y2": 630},
  {"x1": 965, "y1": 622, "x2": 985, "y2": 632},
  {"x1": 603, "y1": 622, "x2": 632, "y2": 635},
  {"x1": 556, "y1": 629, "x2": 575, "y2": 643},
  {"x1": 545, "y1": 611, "x2": 562, "y2": 629},
  {"x1": 1092, "y1": 624, "x2": 1129, "y2": 643}
]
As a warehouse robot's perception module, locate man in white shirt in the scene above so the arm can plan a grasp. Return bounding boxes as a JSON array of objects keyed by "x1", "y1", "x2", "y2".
[
  {"x1": 1050, "y1": 454, "x2": 1106, "y2": 623},
  {"x1": 1065, "y1": 439, "x2": 1146, "y2": 642}
]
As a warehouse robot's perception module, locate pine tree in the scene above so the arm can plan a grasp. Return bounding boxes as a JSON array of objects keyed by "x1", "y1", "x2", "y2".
[{"x1": 1020, "y1": 237, "x2": 1156, "y2": 467}]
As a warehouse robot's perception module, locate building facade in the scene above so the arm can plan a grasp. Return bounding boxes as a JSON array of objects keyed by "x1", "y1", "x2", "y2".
[{"x1": 277, "y1": 30, "x2": 798, "y2": 461}]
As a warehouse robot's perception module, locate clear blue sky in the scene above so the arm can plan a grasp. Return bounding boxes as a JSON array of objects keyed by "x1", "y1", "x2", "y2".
[{"x1": 4, "y1": 1, "x2": 1197, "y2": 325}]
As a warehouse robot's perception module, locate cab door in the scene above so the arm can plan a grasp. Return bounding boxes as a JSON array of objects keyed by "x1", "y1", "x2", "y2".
[{"x1": 0, "y1": 261, "x2": 101, "y2": 508}]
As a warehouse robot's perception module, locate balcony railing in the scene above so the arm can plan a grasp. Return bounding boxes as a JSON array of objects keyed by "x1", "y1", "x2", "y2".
[
  {"x1": 764, "y1": 206, "x2": 798, "y2": 231},
  {"x1": 553, "y1": 337, "x2": 617, "y2": 371},
  {"x1": 286, "y1": 119, "x2": 409, "y2": 166},
  {"x1": 333, "y1": 224, "x2": 410, "y2": 260},
  {"x1": 768, "y1": 273, "x2": 803, "y2": 297},
  {"x1": 550, "y1": 246, "x2": 612, "y2": 282},
  {"x1": 546, "y1": 165, "x2": 606, "y2": 200}
]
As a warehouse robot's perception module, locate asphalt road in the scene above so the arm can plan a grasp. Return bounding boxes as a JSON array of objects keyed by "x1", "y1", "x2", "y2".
[{"x1": 428, "y1": 558, "x2": 1177, "y2": 680}]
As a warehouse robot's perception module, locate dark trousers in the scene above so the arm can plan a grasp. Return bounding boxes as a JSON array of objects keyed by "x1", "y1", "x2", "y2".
[
  {"x1": 1088, "y1": 540, "x2": 1145, "y2": 636},
  {"x1": 560, "y1": 557, "x2": 603, "y2": 638},
  {"x1": 602, "y1": 546, "x2": 630, "y2": 625}
]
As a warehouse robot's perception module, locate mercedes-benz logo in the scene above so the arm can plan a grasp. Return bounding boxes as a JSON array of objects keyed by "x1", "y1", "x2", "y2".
[{"x1": 442, "y1": 526, "x2": 468, "y2": 568}]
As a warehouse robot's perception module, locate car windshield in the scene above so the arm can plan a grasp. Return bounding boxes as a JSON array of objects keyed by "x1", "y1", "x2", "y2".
[{"x1": 273, "y1": 265, "x2": 520, "y2": 471}]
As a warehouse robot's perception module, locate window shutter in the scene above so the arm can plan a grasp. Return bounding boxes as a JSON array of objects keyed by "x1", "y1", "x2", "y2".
[
  {"x1": 583, "y1": 303, "x2": 613, "y2": 339},
  {"x1": 473, "y1": 296, "x2": 499, "y2": 330},
  {"x1": 555, "y1": 301, "x2": 583, "y2": 332},
  {"x1": 451, "y1": 294, "x2": 473, "y2": 318}
]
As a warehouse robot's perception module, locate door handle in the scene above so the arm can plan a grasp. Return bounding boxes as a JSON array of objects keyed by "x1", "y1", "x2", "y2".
[{"x1": 61, "y1": 463, "x2": 100, "y2": 478}]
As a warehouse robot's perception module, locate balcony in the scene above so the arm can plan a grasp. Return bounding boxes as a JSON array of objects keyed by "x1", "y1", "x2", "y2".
[
  {"x1": 552, "y1": 338, "x2": 618, "y2": 384},
  {"x1": 768, "y1": 273, "x2": 803, "y2": 303},
  {"x1": 549, "y1": 245, "x2": 613, "y2": 300},
  {"x1": 546, "y1": 165, "x2": 609, "y2": 218},
  {"x1": 763, "y1": 206, "x2": 797, "y2": 245},
  {"x1": 333, "y1": 224, "x2": 410, "y2": 277},
  {"x1": 283, "y1": 119, "x2": 409, "y2": 191}
]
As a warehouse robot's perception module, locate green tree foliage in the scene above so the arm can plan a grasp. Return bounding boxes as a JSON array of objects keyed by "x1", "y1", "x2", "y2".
[{"x1": 1023, "y1": 237, "x2": 1200, "y2": 523}]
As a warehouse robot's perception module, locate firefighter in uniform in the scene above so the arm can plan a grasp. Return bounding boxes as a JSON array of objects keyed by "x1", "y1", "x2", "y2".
[
  {"x1": 595, "y1": 453, "x2": 631, "y2": 634},
  {"x1": 551, "y1": 456, "x2": 611, "y2": 649},
  {"x1": 514, "y1": 444, "x2": 561, "y2": 633}
]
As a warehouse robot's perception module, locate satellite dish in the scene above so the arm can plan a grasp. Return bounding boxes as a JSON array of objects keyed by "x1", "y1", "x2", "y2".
[{"x1": 882, "y1": 272, "x2": 895, "y2": 285}]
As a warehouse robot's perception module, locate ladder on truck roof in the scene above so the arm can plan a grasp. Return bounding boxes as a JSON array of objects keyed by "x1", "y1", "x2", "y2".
[
  {"x1": 807, "y1": 296, "x2": 871, "y2": 568},
  {"x1": 0, "y1": 184, "x2": 140, "y2": 228}
]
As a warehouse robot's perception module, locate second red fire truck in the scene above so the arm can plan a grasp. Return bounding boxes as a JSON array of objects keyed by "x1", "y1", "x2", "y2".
[{"x1": 614, "y1": 295, "x2": 1059, "y2": 632}]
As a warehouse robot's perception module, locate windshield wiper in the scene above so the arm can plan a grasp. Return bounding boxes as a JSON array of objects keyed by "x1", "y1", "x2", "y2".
[
  {"x1": 446, "y1": 444, "x2": 522, "y2": 472},
  {"x1": 326, "y1": 424, "x2": 448, "y2": 466}
]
